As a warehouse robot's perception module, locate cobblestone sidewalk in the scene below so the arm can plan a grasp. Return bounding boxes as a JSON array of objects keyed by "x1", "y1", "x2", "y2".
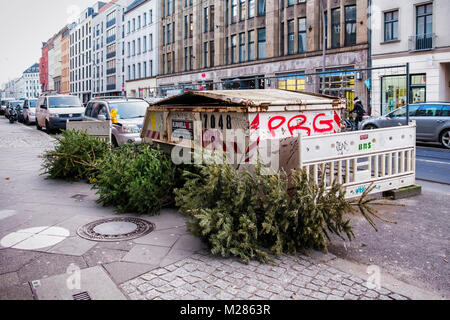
[{"x1": 120, "y1": 252, "x2": 409, "y2": 301}]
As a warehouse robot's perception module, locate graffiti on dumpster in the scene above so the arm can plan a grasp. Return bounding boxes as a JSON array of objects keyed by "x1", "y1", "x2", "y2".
[{"x1": 263, "y1": 112, "x2": 341, "y2": 139}]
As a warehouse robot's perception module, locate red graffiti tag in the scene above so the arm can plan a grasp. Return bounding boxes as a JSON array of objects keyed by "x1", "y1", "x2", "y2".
[
  {"x1": 288, "y1": 115, "x2": 311, "y2": 136},
  {"x1": 268, "y1": 116, "x2": 286, "y2": 137},
  {"x1": 313, "y1": 113, "x2": 334, "y2": 133}
]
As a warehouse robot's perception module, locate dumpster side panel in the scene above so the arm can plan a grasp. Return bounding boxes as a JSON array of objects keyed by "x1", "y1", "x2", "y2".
[
  {"x1": 142, "y1": 111, "x2": 166, "y2": 143},
  {"x1": 255, "y1": 109, "x2": 342, "y2": 141}
]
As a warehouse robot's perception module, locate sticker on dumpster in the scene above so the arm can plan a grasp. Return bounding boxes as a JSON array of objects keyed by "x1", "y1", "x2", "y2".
[{"x1": 172, "y1": 120, "x2": 194, "y2": 140}]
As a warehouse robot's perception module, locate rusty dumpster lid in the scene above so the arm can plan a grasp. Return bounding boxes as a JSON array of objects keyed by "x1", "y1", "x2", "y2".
[{"x1": 151, "y1": 89, "x2": 344, "y2": 108}]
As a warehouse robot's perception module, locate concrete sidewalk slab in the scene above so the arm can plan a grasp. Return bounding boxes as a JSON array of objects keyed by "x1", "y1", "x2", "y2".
[
  {"x1": 103, "y1": 262, "x2": 159, "y2": 284},
  {"x1": 123, "y1": 245, "x2": 171, "y2": 265},
  {"x1": 34, "y1": 266, "x2": 126, "y2": 300},
  {"x1": 48, "y1": 237, "x2": 97, "y2": 256}
]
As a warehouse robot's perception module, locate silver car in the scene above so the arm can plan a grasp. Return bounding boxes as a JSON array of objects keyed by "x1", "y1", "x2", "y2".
[
  {"x1": 84, "y1": 98, "x2": 149, "y2": 147},
  {"x1": 23, "y1": 98, "x2": 38, "y2": 124},
  {"x1": 360, "y1": 102, "x2": 450, "y2": 148}
]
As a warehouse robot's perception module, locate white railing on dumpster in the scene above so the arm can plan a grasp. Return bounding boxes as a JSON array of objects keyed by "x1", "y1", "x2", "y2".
[
  {"x1": 298, "y1": 123, "x2": 417, "y2": 199},
  {"x1": 66, "y1": 120, "x2": 112, "y2": 144}
]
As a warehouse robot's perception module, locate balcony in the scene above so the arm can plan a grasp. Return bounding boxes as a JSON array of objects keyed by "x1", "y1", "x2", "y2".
[
  {"x1": 106, "y1": 51, "x2": 116, "y2": 59},
  {"x1": 106, "y1": 35, "x2": 116, "y2": 44},
  {"x1": 106, "y1": 68, "x2": 116, "y2": 75},
  {"x1": 106, "y1": 18, "x2": 116, "y2": 29},
  {"x1": 409, "y1": 34, "x2": 436, "y2": 52}
]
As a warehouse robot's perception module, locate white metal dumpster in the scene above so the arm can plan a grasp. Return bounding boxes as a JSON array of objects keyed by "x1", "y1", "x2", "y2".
[{"x1": 141, "y1": 89, "x2": 346, "y2": 165}]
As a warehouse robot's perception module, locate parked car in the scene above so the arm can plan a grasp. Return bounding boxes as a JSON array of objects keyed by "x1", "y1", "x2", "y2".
[
  {"x1": 84, "y1": 97, "x2": 149, "y2": 147},
  {"x1": 5, "y1": 101, "x2": 24, "y2": 119},
  {"x1": 360, "y1": 102, "x2": 450, "y2": 148},
  {"x1": 22, "y1": 98, "x2": 38, "y2": 125},
  {"x1": 1, "y1": 98, "x2": 14, "y2": 115},
  {"x1": 36, "y1": 94, "x2": 84, "y2": 133}
]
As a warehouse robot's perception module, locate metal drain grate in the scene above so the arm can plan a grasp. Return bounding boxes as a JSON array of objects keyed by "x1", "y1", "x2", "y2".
[
  {"x1": 73, "y1": 292, "x2": 92, "y2": 300},
  {"x1": 77, "y1": 217, "x2": 155, "y2": 242}
]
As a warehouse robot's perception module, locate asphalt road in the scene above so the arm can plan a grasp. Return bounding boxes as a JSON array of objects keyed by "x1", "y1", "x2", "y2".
[{"x1": 416, "y1": 144, "x2": 450, "y2": 185}]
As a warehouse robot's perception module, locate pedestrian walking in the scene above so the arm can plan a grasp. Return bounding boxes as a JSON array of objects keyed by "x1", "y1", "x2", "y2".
[{"x1": 351, "y1": 97, "x2": 366, "y2": 131}]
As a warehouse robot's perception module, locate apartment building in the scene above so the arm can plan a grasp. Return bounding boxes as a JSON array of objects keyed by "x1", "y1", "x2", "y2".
[
  {"x1": 15, "y1": 64, "x2": 42, "y2": 99},
  {"x1": 48, "y1": 28, "x2": 65, "y2": 93},
  {"x1": 70, "y1": 3, "x2": 107, "y2": 103},
  {"x1": 39, "y1": 39, "x2": 52, "y2": 93},
  {"x1": 371, "y1": 0, "x2": 450, "y2": 116},
  {"x1": 157, "y1": 0, "x2": 369, "y2": 105},
  {"x1": 61, "y1": 25, "x2": 74, "y2": 95},
  {"x1": 92, "y1": 0, "x2": 129, "y2": 97},
  {"x1": 124, "y1": 0, "x2": 159, "y2": 98}
]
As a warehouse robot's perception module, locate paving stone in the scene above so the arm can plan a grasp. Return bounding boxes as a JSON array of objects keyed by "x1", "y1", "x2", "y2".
[
  {"x1": 331, "y1": 289, "x2": 346, "y2": 297},
  {"x1": 310, "y1": 291, "x2": 328, "y2": 300},
  {"x1": 145, "y1": 289, "x2": 161, "y2": 300},
  {"x1": 255, "y1": 290, "x2": 272, "y2": 299},
  {"x1": 365, "y1": 290, "x2": 379, "y2": 299},
  {"x1": 390, "y1": 293, "x2": 409, "y2": 300},
  {"x1": 171, "y1": 278, "x2": 186, "y2": 288},
  {"x1": 327, "y1": 295, "x2": 345, "y2": 300},
  {"x1": 344, "y1": 293, "x2": 358, "y2": 300}
]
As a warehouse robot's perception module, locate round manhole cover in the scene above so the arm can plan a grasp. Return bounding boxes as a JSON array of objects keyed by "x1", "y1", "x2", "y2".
[{"x1": 77, "y1": 217, "x2": 155, "y2": 242}]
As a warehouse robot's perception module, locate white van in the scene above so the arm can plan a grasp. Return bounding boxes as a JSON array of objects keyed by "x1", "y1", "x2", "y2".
[{"x1": 36, "y1": 94, "x2": 85, "y2": 133}]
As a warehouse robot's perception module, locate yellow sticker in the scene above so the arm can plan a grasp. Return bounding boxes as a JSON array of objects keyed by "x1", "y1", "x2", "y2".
[{"x1": 150, "y1": 114, "x2": 156, "y2": 131}]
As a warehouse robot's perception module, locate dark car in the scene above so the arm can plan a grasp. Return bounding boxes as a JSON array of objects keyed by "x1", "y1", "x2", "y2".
[{"x1": 360, "y1": 102, "x2": 450, "y2": 149}]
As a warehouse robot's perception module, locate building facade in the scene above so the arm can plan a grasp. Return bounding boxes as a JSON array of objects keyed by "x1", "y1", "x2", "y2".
[
  {"x1": 92, "y1": 0, "x2": 129, "y2": 97},
  {"x1": 15, "y1": 64, "x2": 42, "y2": 99},
  {"x1": 61, "y1": 26, "x2": 73, "y2": 95},
  {"x1": 371, "y1": 0, "x2": 450, "y2": 115},
  {"x1": 39, "y1": 40, "x2": 51, "y2": 93},
  {"x1": 70, "y1": 3, "x2": 106, "y2": 103},
  {"x1": 157, "y1": 0, "x2": 369, "y2": 106},
  {"x1": 124, "y1": 0, "x2": 159, "y2": 98},
  {"x1": 48, "y1": 28, "x2": 65, "y2": 93}
]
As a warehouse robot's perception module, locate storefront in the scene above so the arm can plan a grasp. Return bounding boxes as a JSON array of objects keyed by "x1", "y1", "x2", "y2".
[{"x1": 380, "y1": 74, "x2": 426, "y2": 115}]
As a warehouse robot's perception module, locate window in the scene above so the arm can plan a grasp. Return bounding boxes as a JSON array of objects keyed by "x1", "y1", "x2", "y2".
[
  {"x1": 137, "y1": 38, "x2": 141, "y2": 54},
  {"x1": 231, "y1": 35, "x2": 237, "y2": 63},
  {"x1": 143, "y1": 36, "x2": 147, "y2": 52},
  {"x1": 248, "y1": 0, "x2": 255, "y2": 18},
  {"x1": 167, "y1": 52, "x2": 172, "y2": 74},
  {"x1": 239, "y1": 0, "x2": 246, "y2": 21},
  {"x1": 410, "y1": 74, "x2": 426, "y2": 103},
  {"x1": 278, "y1": 73, "x2": 306, "y2": 92},
  {"x1": 204, "y1": 7, "x2": 209, "y2": 33},
  {"x1": 416, "y1": 3, "x2": 433, "y2": 50},
  {"x1": 144, "y1": 62, "x2": 147, "y2": 77},
  {"x1": 345, "y1": 6, "x2": 356, "y2": 46},
  {"x1": 184, "y1": 16, "x2": 188, "y2": 39},
  {"x1": 288, "y1": 0, "x2": 294, "y2": 6},
  {"x1": 225, "y1": 37, "x2": 229, "y2": 64},
  {"x1": 137, "y1": 63, "x2": 141, "y2": 79},
  {"x1": 210, "y1": 40, "x2": 215, "y2": 67},
  {"x1": 384, "y1": 10, "x2": 399, "y2": 41},
  {"x1": 257, "y1": 28, "x2": 266, "y2": 59},
  {"x1": 288, "y1": 20, "x2": 294, "y2": 54},
  {"x1": 189, "y1": 14, "x2": 193, "y2": 38},
  {"x1": 143, "y1": 13, "x2": 147, "y2": 26},
  {"x1": 210, "y1": 6, "x2": 215, "y2": 32},
  {"x1": 184, "y1": 47, "x2": 189, "y2": 71},
  {"x1": 239, "y1": 33, "x2": 245, "y2": 62},
  {"x1": 280, "y1": 22, "x2": 285, "y2": 55},
  {"x1": 298, "y1": 18, "x2": 307, "y2": 53},
  {"x1": 149, "y1": 34, "x2": 153, "y2": 51},
  {"x1": 226, "y1": 0, "x2": 229, "y2": 25},
  {"x1": 331, "y1": 8, "x2": 341, "y2": 48},
  {"x1": 189, "y1": 46, "x2": 193, "y2": 70},
  {"x1": 204, "y1": 42, "x2": 208, "y2": 68},
  {"x1": 167, "y1": 24, "x2": 172, "y2": 44},
  {"x1": 381, "y1": 75, "x2": 407, "y2": 115},
  {"x1": 258, "y1": 0, "x2": 266, "y2": 16},
  {"x1": 231, "y1": 0, "x2": 238, "y2": 24}
]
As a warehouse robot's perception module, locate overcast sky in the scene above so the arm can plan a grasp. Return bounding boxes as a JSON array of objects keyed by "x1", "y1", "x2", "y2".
[{"x1": 0, "y1": 0, "x2": 96, "y2": 85}]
